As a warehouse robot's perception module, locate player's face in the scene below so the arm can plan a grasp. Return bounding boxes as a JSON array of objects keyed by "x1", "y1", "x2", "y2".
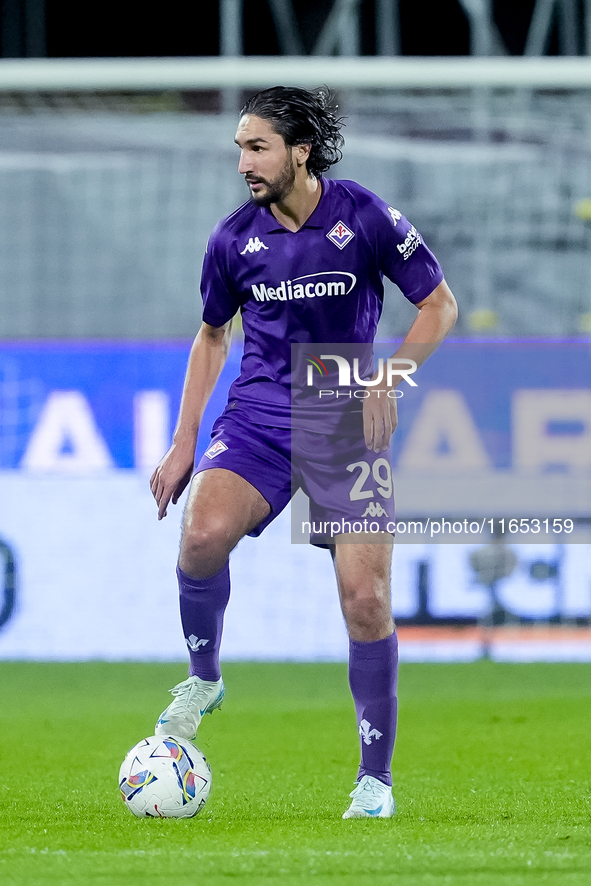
[{"x1": 235, "y1": 114, "x2": 296, "y2": 207}]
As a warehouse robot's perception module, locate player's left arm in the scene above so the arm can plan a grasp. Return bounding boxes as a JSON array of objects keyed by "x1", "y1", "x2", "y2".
[{"x1": 363, "y1": 279, "x2": 458, "y2": 452}]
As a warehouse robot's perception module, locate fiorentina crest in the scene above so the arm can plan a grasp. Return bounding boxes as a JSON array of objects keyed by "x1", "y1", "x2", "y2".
[{"x1": 327, "y1": 220, "x2": 355, "y2": 250}]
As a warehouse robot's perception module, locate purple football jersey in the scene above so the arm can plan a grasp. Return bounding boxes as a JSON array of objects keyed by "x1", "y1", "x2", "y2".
[{"x1": 201, "y1": 178, "x2": 443, "y2": 427}]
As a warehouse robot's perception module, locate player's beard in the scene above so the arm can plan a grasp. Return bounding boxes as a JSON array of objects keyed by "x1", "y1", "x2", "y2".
[{"x1": 246, "y1": 153, "x2": 296, "y2": 207}]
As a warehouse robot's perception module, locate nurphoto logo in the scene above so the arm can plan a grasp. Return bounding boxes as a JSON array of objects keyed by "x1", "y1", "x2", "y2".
[{"x1": 305, "y1": 354, "x2": 418, "y2": 393}]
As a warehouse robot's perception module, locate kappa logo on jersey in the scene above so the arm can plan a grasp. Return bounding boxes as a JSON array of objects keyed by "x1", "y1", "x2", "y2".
[
  {"x1": 362, "y1": 502, "x2": 390, "y2": 518},
  {"x1": 388, "y1": 206, "x2": 402, "y2": 225},
  {"x1": 240, "y1": 236, "x2": 268, "y2": 255},
  {"x1": 205, "y1": 440, "x2": 228, "y2": 459},
  {"x1": 397, "y1": 225, "x2": 422, "y2": 261},
  {"x1": 251, "y1": 271, "x2": 356, "y2": 303},
  {"x1": 327, "y1": 220, "x2": 355, "y2": 250},
  {"x1": 359, "y1": 719, "x2": 383, "y2": 746}
]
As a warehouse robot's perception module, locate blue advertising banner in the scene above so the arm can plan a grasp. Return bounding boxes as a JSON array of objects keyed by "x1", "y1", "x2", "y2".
[
  {"x1": 384, "y1": 340, "x2": 591, "y2": 472},
  {"x1": 0, "y1": 341, "x2": 241, "y2": 471},
  {"x1": 1, "y1": 339, "x2": 590, "y2": 474},
  {"x1": 0, "y1": 337, "x2": 590, "y2": 658}
]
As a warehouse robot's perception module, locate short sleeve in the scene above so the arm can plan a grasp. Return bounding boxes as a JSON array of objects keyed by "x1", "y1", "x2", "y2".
[
  {"x1": 200, "y1": 229, "x2": 241, "y2": 327},
  {"x1": 373, "y1": 201, "x2": 444, "y2": 304}
]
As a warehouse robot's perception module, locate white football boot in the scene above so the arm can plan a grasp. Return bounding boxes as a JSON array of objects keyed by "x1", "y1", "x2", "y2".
[
  {"x1": 342, "y1": 775, "x2": 396, "y2": 819},
  {"x1": 155, "y1": 675, "x2": 224, "y2": 740}
]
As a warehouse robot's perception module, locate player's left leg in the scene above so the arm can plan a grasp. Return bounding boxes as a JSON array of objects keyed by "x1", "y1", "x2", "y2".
[{"x1": 332, "y1": 535, "x2": 398, "y2": 818}]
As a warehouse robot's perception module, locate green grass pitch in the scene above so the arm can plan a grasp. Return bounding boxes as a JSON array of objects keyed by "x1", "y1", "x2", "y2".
[{"x1": 1, "y1": 661, "x2": 589, "y2": 886}]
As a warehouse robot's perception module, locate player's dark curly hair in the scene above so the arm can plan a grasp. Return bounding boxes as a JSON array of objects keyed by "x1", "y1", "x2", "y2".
[{"x1": 240, "y1": 86, "x2": 344, "y2": 178}]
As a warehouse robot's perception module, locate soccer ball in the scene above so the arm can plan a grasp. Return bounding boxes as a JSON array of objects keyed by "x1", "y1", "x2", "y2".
[{"x1": 119, "y1": 735, "x2": 211, "y2": 818}]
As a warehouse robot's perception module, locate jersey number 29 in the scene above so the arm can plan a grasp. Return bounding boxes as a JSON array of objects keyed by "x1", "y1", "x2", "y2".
[{"x1": 347, "y1": 459, "x2": 393, "y2": 501}]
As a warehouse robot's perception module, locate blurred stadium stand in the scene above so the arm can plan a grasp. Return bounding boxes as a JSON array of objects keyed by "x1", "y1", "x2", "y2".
[
  {"x1": 0, "y1": 2, "x2": 589, "y2": 337},
  {"x1": 0, "y1": 1, "x2": 591, "y2": 337},
  {"x1": 0, "y1": 80, "x2": 590, "y2": 337},
  {"x1": 3, "y1": 1, "x2": 591, "y2": 60}
]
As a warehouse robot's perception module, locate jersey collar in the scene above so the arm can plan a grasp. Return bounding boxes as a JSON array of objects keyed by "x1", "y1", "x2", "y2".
[{"x1": 261, "y1": 177, "x2": 331, "y2": 233}]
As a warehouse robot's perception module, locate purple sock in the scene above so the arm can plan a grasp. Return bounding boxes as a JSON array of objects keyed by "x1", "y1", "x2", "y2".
[
  {"x1": 348, "y1": 631, "x2": 399, "y2": 787},
  {"x1": 177, "y1": 563, "x2": 230, "y2": 681}
]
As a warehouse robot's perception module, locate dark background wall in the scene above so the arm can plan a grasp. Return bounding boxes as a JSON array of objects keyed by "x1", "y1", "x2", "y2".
[{"x1": 0, "y1": 0, "x2": 584, "y2": 59}]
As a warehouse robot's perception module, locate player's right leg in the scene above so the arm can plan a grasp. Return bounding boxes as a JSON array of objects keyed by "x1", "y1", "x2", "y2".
[
  {"x1": 179, "y1": 466, "x2": 271, "y2": 579},
  {"x1": 155, "y1": 467, "x2": 270, "y2": 739}
]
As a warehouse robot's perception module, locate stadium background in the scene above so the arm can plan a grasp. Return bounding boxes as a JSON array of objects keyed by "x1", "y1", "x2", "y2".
[{"x1": 0, "y1": 0, "x2": 590, "y2": 664}]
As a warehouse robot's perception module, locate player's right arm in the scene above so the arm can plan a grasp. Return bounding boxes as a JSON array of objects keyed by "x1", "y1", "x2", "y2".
[{"x1": 150, "y1": 319, "x2": 232, "y2": 520}]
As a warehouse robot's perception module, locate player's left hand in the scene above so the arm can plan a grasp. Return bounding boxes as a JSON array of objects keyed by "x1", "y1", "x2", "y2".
[{"x1": 362, "y1": 386, "x2": 398, "y2": 452}]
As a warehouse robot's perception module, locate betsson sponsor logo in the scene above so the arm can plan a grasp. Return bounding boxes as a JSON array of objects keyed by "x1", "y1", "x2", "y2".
[
  {"x1": 397, "y1": 225, "x2": 421, "y2": 261},
  {"x1": 251, "y1": 271, "x2": 356, "y2": 303}
]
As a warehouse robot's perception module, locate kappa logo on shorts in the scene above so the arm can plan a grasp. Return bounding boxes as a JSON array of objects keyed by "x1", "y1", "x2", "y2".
[
  {"x1": 362, "y1": 502, "x2": 390, "y2": 518},
  {"x1": 205, "y1": 440, "x2": 228, "y2": 459},
  {"x1": 240, "y1": 236, "x2": 268, "y2": 255},
  {"x1": 327, "y1": 220, "x2": 355, "y2": 250}
]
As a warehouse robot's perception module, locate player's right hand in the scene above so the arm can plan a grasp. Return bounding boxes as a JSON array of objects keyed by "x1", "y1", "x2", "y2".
[
  {"x1": 362, "y1": 384, "x2": 399, "y2": 452},
  {"x1": 150, "y1": 441, "x2": 195, "y2": 520}
]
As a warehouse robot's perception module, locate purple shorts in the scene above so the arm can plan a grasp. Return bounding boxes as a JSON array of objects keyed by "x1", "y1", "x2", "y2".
[{"x1": 196, "y1": 408, "x2": 395, "y2": 546}]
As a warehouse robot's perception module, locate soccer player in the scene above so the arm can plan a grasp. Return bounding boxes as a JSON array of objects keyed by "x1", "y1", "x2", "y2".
[{"x1": 150, "y1": 86, "x2": 457, "y2": 819}]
